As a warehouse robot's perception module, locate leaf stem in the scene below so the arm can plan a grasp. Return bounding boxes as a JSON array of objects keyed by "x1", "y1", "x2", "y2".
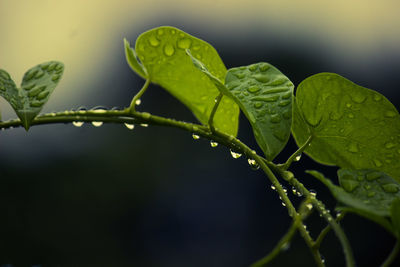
[
  {"x1": 129, "y1": 79, "x2": 151, "y2": 113},
  {"x1": 314, "y1": 212, "x2": 346, "y2": 249},
  {"x1": 251, "y1": 220, "x2": 298, "y2": 267},
  {"x1": 208, "y1": 93, "x2": 223, "y2": 132},
  {"x1": 381, "y1": 240, "x2": 400, "y2": 267},
  {"x1": 281, "y1": 135, "x2": 313, "y2": 170}
]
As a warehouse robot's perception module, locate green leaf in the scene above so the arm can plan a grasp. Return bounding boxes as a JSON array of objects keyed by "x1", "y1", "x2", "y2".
[
  {"x1": 132, "y1": 26, "x2": 239, "y2": 136},
  {"x1": 307, "y1": 169, "x2": 400, "y2": 235},
  {"x1": 223, "y1": 63, "x2": 294, "y2": 160},
  {"x1": 391, "y1": 198, "x2": 400, "y2": 238},
  {"x1": 124, "y1": 38, "x2": 147, "y2": 79},
  {"x1": 293, "y1": 73, "x2": 400, "y2": 180},
  {"x1": 0, "y1": 61, "x2": 64, "y2": 130}
]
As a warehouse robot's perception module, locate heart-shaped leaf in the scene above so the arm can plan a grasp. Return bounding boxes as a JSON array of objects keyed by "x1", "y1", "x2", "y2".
[
  {"x1": 0, "y1": 61, "x2": 64, "y2": 130},
  {"x1": 130, "y1": 26, "x2": 239, "y2": 136},
  {"x1": 308, "y1": 169, "x2": 400, "y2": 235},
  {"x1": 293, "y1": 73, "x2": 400, "y2": 180},
  {"x1": 224, "y1": 63, "x2": 294, "y2": 160}
]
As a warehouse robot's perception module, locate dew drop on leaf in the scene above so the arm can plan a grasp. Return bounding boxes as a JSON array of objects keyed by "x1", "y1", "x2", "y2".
[
  {"x1": 381, "y1": 184, "x2": 399, "y2": 193},
  {"x1": 373, "y1": 159, "x2": 383, "y2": 167},
  {"x1": 164, "y1": 44, "x2": 175, "y2": 56}
]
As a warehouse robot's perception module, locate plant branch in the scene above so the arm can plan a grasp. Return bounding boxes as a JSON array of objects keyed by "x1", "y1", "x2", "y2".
[
  {"x1": 381, "y1": 240, "x2": 400, "y2": 267},
  {"x1": 208, "y1": 93, "x2": 223, "y2": 132},
  {"x1": 129, "y1": 78, "x2": 150, "y2": 113},
  {"x1": 314, "y1": 212, "x2": 346, "y2": 249},
  {"x1": 281, "y1": 135, "x2": 313, "y2": 170}
]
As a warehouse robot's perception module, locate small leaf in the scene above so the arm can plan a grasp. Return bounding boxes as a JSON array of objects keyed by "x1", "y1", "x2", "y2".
[
  {"x1": 293, "y1": 73, "x2": 400, "y2": 180},
  {"x1": 132, "y1": 26, "x2": 239, "y2": 136},
  {"x1": 391, "y1": 198, "x2": 400, "y2": 238},
  {"x1": 0, "y1": 61, "x2": 64, "y2": 130},
  {"x1": 124, "y1": 38, "x2": 147, "y2": 79},
  {"x1": 223, "y1": 63, "x2": 294, "y2": 160},
  {"x1": 308, "y1": 169, "x2": 400, "y2": 235}
]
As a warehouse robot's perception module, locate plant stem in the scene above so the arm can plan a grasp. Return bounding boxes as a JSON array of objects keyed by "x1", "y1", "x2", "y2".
[
  {"x1": 251, "y1": 221, "x2": 298, "y2": 267},
  {"x1": 381, "y1": 241, "x2": 400, "y2": 267},
  {"x1": 314, "y1": 212, "x2": 346, "y2": 249},
  {"x1": 283, "y1": 175, "x2": 355, "y2": 267},
  {"x1": 129, "y1": 79, "x2": 150, "y2": 113},
  {"x1": 281, "y1": 135, "x2": 313, "y2": 170},
  {"x1": 208, "y1": 93, "x2": 223, "y2": 132}
]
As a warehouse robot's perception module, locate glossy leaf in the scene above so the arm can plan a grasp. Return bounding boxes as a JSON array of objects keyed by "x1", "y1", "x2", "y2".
[
  {"x1": 0, "y1": 61, "x2": 64, "y2": 130},
  {"x1": 293, "y1": 73, "x2": 400, "y2": 180},
  {"x1": 124, "y1": 38, "x2": 147, "y2": 79},
  {"x1": 222, "y1": 63, "x2": 294, "y2": 160},
  {"x1": 307, "y1": 169, "x2": 400, "y2": 235},
  {"x1": 133, "y1": 26, "x2": 239, "y2": 136}
]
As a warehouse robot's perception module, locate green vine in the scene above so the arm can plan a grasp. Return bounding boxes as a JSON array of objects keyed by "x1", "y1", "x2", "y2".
[{"x1": 1, "y1": 25, "x2": 399, "y2": 266}]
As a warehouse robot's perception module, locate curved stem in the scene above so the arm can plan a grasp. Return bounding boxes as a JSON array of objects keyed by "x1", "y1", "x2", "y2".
[
  {"x1": 314, "y1": 212, "x2": 346, "y2": 249},
  {"x1": 208, "y1": 93, "x2": 223, "y2": 132},
  {"x1": 251, "y1": 221, "x2": 298, "y2": 267},
  {"x1": 129, "y1": 79, "x2": 150, "y2": 113},
  {"x1": 381, "y1": 240, "x2": 400, "y2": 267},
  {"x1": 281, "y1": 135, "x2": 313, "y2": 170}
]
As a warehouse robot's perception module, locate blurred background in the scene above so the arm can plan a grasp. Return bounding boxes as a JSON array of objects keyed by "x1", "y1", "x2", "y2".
[{"x1": 0, "y1": 0, "x2": 399, "y2": 266}]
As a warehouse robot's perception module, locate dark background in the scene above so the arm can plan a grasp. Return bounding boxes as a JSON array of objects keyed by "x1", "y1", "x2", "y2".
[{"x1": 1, "y1": 4, "x2": 400, "y2": 267}]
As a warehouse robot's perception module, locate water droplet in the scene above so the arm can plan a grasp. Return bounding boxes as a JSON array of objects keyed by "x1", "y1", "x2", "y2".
[
  {"x1": 281, "y1": 242, "x2": 290, "y2": 251},
  {"x1": 381, "y1": 184, "x2": 399, "y2": 193},
  {"x1": 164, "y1": 44, "x2": 175, "y2": 56},
  {"x1": 385, "y1": 142, "x2": 396, "y2": 149},
  {"x1": 210, "y1": 141, "x2": 218, "y2": 147},
  {"x1": 177, "y1": 38, "x2": 191, "y2": 49},
  {"x1": 373, "y1": 159, "x2": 383, "y2": 167},
  {"x1": 305, "y1": 203, "x2": 313, "y2": 210},
  {"x1": 271, "y1": 185, "x2": 276, "y2": 190},
  {"x1": 347, "y1": 142, "x2": 359, "y2": 153},
  {"x1": 192, "y1": 134, "x2": 200, "y2": 140},
  {"x1": 247, "y1": 158, "x2": 260, "y2": 170},
  {"x1": 135, "y1": 99, "x2": 141, "y2": 105},
  {"x1": 248, "y1": 64, "x2": 258, "y2": 72},
  {"x1": 124, "y1": 123, "x2": 134, "y2": 130},
  {"x1": 321, "y1": 255, "x2": 326, "y2": 264},
  {"x1": 140, "y1": 123, "x2": 149, "y2": 127},
  {"x1": 91, "y1": 106, "x2": 107, "y2": 114},
  {"x1": 247, "y1": 86, "x2": 260, "y2": 93},
  {"x1": 254, "y1": 102, "x2": 263, "y2": 109},
  {"x1": 92, "y1": 121, "x2": 103, "y2": 127},
  {"x1": 373, "y1": 94, "x2": 382, "y2": 101},
  {"x1": 384, "y1": 110, "x2": 396, "y2": 118},
  {"x1": 281, "y1": 202, "x2": 286, "y2": 207},
  {"x1": 148, "y1": 35, "x2": 160, "y2": 47},
  {"x1": 346, "y1": 103, "x2": 352, "y2": 108},
  {"x1": 351, "y1": 93, "x2": 367, "y2": 104},
  {"x1": 341, "y1": 180, "x2": 359, "y2": 192},
  {"x1": 253, "y1": 74, "x2": 269, "y2": 83},
  {"x1": 270, "y1": 114, "x2": 281, "y2": 123},
  {"x1": 230, "y1": 149, "x2": 242, "y2": 159},
  {"x1": 366, "y1": 171, "x2": 381, "y2": 181},
  {"x1": 72, "y1": 121, "x2": 84, "y2": 127},
  {"x1": 278, "y1": 100, "x2": 291, "y2": 107},
  {"x1": 282, "y1": 186, "x2": 288, "y2": 194},
  {"x1": 310, "y1": 189, "x2": 317, "y2": 197},
  {"x1": 295, "y1": 154, "x2": 302, "y2": 162}
]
